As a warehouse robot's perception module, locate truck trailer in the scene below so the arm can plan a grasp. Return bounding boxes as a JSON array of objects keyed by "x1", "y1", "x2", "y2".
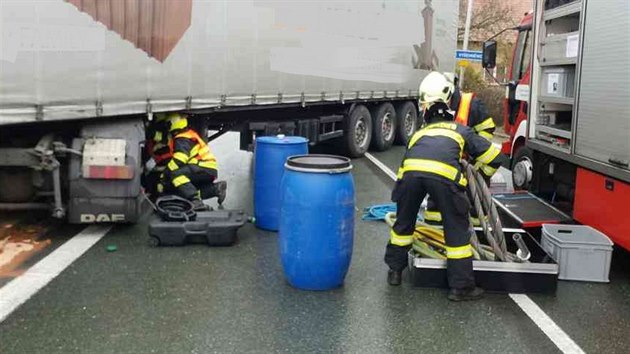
[
  {"x1": 484, "y1": 0, "x2": 630, "y2": 251},
  {"x1": 0, "y1": 0, "x2": 459, "y2": 223}
]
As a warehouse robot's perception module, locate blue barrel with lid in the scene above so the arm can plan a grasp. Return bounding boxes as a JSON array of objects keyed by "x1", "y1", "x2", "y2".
[
  {"x1": 254, "y1": 135, "x2": 308, "y2": 231},
  {"x1": 279, "y1": 155, "x2": 355, "y2": 290}
]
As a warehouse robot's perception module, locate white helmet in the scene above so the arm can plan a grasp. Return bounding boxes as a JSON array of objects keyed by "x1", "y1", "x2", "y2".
[
  {"x1": 443, "y1": 72, "x2": 457, "y2": 85},
  {"x1": 419, "y1": 71, "x2": 454, "y2": 108}
]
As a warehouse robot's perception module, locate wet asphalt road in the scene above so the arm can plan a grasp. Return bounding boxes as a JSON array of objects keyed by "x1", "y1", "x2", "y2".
[{"x1": 0, "y1": 133, "x2": 629, "y2": 353}]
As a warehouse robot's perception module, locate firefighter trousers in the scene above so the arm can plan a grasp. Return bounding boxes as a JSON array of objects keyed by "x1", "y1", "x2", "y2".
[
  {"x1": 144, "y1": 167, "x2": 166, "y2": 202},
  {"x1": 384, "y1": 174, "x2": 475, "y2": 290},
  {"x1": 163, "y1": 165, "x2": 218, "y2": 201}
]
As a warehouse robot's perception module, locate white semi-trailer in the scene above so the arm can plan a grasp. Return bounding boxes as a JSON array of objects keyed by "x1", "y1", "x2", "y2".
[{"x1": 0, "y1": 0, "x2": 458, "y2": 223}]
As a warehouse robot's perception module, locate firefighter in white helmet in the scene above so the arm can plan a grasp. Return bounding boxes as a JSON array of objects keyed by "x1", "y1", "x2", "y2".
[
  {"x1": 423, "y1": 72, "x2": 498, "y2": 226},
  {"x1": 384, "y1": 72, "x2": 506, "y2": 301}
]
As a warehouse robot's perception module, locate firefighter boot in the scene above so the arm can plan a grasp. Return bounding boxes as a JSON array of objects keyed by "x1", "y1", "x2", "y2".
[
  {"x1": 447, "y1": 287, "x2": 484, "y2": 302},
  {"x1": 387, "y1": 270, "x2": 402, "y2": 286},
  {"x1": 191, "y1": 197, "x2": 209, "y2": 212},
  {"x1": 215, "y1": 181, "x2": 227, "y2": 205}
]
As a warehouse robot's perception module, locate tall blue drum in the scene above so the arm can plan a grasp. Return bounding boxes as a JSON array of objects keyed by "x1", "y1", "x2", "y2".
[
  {"x1": 279, "y1": 155, "x2": 355, "y2": 290},
  {"x1": 254, "y1": 136, "x2": 308, "y2": 231}
]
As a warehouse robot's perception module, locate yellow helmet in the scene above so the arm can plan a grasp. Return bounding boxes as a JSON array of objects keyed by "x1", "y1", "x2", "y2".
[{"x1": 167, "y1": 113, "x2": 188, "y2": 132}]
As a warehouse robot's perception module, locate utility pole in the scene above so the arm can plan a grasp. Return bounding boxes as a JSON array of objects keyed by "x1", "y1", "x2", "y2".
[{"x1": 459, "y1": 0, "x2": 474, "y2": 89}]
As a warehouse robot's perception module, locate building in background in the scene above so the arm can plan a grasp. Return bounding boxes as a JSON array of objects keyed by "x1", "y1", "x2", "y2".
[
  {"x1": 457, "y1": 0, "x2": 532, "y2": 84},
  {"x1": 456, "y1": 0, "x2": 532, "y2": 129}
]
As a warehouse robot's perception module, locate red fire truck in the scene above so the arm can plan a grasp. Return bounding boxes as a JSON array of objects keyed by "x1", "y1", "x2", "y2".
[{"x1": 484, "y1": 0, "x2": 629, "y2": 251}]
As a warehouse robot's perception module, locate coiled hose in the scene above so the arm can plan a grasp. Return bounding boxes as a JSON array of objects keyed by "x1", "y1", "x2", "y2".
[
  {"x1": 387, "y1": 160, "x2": 520, "y2": 262},
  {"x1": 462, "y1": 160, "x2": 513, "y2": 262}
]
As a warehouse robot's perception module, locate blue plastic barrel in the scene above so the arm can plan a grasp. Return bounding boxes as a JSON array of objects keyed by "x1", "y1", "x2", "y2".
[
  {"x1": 279, "y1": 155, "x2": 355, "y2": 290},
  {"x1": 254, "y1": 135, "x2": 308, "y2": 231}
]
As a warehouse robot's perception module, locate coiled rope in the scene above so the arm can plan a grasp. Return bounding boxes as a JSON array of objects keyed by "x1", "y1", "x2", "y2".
[{"x1": 384, "y1": 160, "x2": 520, "y2": 262}]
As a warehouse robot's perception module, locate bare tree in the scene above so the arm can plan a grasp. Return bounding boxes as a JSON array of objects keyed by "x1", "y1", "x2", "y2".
[{"x1": 458, "y1": 0, "x2": 518, "y2": 42}]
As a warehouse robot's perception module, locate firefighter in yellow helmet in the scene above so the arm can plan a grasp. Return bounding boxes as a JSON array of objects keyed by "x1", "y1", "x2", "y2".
[
  {"x1": 159, "y1": 113, "x2": 226, "y2": 210},
  {"x1": 423, "y1": 72, "x2": 497, "y2": 226},
  {"x1": 385, "y1": 72, "x2": 506, "y2": 301}
]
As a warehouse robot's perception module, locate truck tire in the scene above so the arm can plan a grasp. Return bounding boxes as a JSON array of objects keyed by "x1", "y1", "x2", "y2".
[
  {"x1": 394, "y1": 101, "x2": 418, "y2": 146},
  {"x1": 369, "y1": 103, "x2": 397, "y2": 151},
  {"x1": 512, "y1": 146, "x2": 534, "y2": 190},
  {"x1": 343, "y1": 105, "x2": 372, "y2": 158}
]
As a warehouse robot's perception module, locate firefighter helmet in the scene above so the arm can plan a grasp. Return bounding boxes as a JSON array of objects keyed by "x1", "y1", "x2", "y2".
[
  {"x1": 167, "y1": 113, "x2": 188, "y2": 132},
  {"x1": 419, "y1": 72, "x2": 454, "y2": 108}
]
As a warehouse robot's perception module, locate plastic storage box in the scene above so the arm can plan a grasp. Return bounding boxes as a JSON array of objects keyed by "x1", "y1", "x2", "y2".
[
  {"x1": 541, "y1": 32, "x2": 579, "y2": 65},
  {"x1": 148, "y1": 210, "x2": 247, "y2": 247},
  {"x1": 541, "y1": 67, "x2": 575, "y2": 98},
  {"x1": 541, "y1": 224, "x2": 613, "y2": 282}
]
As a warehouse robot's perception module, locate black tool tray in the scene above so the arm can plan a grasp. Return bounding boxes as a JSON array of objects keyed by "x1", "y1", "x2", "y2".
[
  {"x1": 408, "y1": 229, "x2": 559, "y2": 294},
  {"x1": 148, "y1": 210, "x2": 247, "y2": 247}
]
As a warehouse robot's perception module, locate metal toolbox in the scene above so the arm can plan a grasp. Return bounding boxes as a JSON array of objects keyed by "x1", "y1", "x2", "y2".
[{"x1": 408, "y1": 229, "x2": 559, "y2": 293}]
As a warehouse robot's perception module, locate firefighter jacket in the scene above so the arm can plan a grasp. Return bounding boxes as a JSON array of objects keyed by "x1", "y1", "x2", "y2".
[
  {"x1": 451, "y1": 88, "x2": 496, "y2": 141},
  {"x1": 397, "y1": 120, "x2": 504, "y2": 187},
  {"x1": 146, "y1": 129, "x2": 172, "y2": 168},
  {"x1": 164, "y1": 128, "x2": 218, "y2": 189}
]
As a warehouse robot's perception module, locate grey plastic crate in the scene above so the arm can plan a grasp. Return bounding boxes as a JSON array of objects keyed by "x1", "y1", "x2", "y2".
[
  {"x1": 541, "y1": 224, "x2": 613, "y2": 282},
  {"x1": 541, "y1": 32, "x2": 579, "y2": 65},
  {"x1": 541, "y1": 66, "x2": 575, "y2": 98}
]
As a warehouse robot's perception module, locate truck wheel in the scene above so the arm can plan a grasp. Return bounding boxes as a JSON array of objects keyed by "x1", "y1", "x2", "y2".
[
  {"x1": 343, "y1": 105, "x2": 372, "y2": 158},
  {"x1": 512, "y1": 146, "x2": 534, "y2": 190},
  {"x1": 394, "y1": 101, "x2": 418, "y2": 146},
  {"x1": 369, "y1": 103, "x2": 397, "y2": 151}
]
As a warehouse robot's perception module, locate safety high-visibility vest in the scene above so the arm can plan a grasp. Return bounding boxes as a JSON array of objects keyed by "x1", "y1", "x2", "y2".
[
  {"x1": 455, "y1": 92, "x2": 475, "y2": 126},
  {"x1": 173, "y1": 129, "x2": 218, "y2": 171},
  {"x1": 455, "y1": 93, "x2": 495, "y2": 141}
]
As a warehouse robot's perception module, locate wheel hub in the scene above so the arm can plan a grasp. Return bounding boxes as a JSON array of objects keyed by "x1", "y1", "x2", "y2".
[
  {"x1": 355, "y1": 117, "x2": 368, "y2": 147},
  {"x1": 382, "y1": 112, "x2": 394, "y2": 140},
  {"x1": 513, "y1": 157, "x2": 533, "y2": 188},
  {"x1": 404, "y1": 112, "x2": 414, "y2": 136}
]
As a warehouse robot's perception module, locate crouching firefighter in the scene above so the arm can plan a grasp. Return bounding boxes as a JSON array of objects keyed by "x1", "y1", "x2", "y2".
[
  {"x1": 423, "y1": 72, "x2": 498, "y2": 226},
  {"x1": 143, "y1": 113, "x2": 173, "y2": 201},
  {"x1": 384, "y1": 72, "x2": 506, "y2": 301},
  {"x1": 159, "y1": 113, "x2": 227, "y2": 210}
]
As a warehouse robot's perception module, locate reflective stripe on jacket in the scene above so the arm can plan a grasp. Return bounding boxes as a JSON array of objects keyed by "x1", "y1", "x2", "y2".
[
  {"x1": 397, "y1": 121, "x2": 502, "y2": 186},
  {"x1": 166, "y1": 129, "x2": 218, "y2": 172}
]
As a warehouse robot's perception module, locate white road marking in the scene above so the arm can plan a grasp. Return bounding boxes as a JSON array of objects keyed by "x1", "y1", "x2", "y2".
[
  {"x1": 364, "y1": 153, "x2": 397, "y2": 181},
  {"x1": 510, "y1": 294, "x2": 585, "y2": 354},
  {"x1": 364, "y1": 152, "x2": 585, "y2": 354},
  {"x1": 0, "y1": 225, "x2": 112, "y2": 323}
]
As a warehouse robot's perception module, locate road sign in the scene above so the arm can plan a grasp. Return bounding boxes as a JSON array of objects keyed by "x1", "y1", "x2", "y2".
[{"x1": 455, "y1": 50, "x2": 483, "y2": 62}]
